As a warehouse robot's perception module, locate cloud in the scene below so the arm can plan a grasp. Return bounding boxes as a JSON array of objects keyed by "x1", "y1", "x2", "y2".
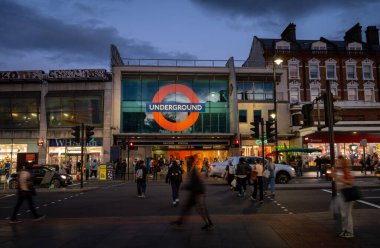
[
  {"x1": 0, "y1": 0, "x2": 196, "y2": 70},
  {"x1": 190, "y1": 0, "x2": 377, "y2": 20}
]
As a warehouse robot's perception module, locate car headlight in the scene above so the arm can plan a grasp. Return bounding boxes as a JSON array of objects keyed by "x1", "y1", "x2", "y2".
[
  {"x1": 60, "y1": 175, "x2": 67, "y2": 179},
  {"x1": 290, "y1": 167, "x2": 295, "y2": 171}
]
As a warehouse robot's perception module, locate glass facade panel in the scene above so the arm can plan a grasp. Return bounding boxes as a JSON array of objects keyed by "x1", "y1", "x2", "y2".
[
  {"x1": 46, "y1": 94, "x2": 103, "y2": 127},
  {"x1": 0, "y1": 94, "x2": 40, "y2": 129},
  {"x1": 237, "y1": 82, "x2": 273, "y2": 101},
  {"x1": 121, "y1": 77, "x2": 229, "y2": 133}
]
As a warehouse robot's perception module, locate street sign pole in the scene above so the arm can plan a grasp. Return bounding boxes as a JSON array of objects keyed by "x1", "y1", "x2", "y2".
[
  {"x1": 80, "y1": 123, "x2": 84, "y2": 189},
  {"x1": 326, "y1": 81, "x2": 336, "y2": 197},
  {"x1": 260, "y1": 118, "x2": 265, "y2": 163}
]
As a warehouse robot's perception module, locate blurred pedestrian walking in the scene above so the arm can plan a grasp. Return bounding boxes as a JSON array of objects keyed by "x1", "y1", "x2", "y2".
[
  {"x1": 9, "y1": 166, "x2": 45, "y2": 224},
  {"x1": 171, "y1": 167, "x2": 214, "y2": 230}
]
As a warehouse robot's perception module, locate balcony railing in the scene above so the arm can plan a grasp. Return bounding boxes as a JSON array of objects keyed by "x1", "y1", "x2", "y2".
[{"x1": 123, "y1": 58, "x2": 248, "y2": 67}]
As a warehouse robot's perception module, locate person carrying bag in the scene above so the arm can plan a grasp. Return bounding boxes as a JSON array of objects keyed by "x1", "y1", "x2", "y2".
[{"x1": 334, "y1": 155, "x2": 360, "y2": 238}]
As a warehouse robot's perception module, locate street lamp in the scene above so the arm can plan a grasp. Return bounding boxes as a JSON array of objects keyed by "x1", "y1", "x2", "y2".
[{"x1": 273, "y1": 57, "x2": 283, "y2": 163}]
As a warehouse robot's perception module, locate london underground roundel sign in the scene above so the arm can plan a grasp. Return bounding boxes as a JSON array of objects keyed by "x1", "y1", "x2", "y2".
[{"x1": 146, "y1": 84, "x2": 205, "y2": 132}]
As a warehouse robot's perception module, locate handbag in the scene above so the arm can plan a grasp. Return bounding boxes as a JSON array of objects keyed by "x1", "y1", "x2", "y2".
[
  {"x1": 262, "y1": 170, "x2": 270, "y2": 178},
  {"x1": 231, "y1": 178, "x2": 237, "y2": 188},
  {"x1": 340, "y1": 186, "x2": 362, "y2": 202}
]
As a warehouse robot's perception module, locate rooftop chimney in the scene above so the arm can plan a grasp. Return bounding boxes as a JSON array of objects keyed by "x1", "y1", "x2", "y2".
[
  {"x1": 365, "y1": 26, "x2": 379, "y2": 46},
  {"x1": 344, "y1": 23, "x2": 362, "y2": 43},
  {"x1": 281, "y1": 23, "x2": 297, "y2": 41}
]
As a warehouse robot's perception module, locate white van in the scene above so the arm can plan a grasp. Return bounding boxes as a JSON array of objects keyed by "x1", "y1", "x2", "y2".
[{"x1": 210, "y1": 156, "x2": 296, "y2": 184}]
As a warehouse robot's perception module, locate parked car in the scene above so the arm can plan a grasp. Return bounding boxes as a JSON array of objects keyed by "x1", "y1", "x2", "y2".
[
  {"x1": 210, "y1": 156, "x2": 296, "y2": 184},
  {"x1": 7, "y1": 166, "x2": 73, "y2": 189},
  {"x1": 375, "y1": 167, "x2": 380, "y2": 180}
]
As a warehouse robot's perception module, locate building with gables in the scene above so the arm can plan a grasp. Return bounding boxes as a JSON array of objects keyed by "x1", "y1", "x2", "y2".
[{"x1": 244, "y1": 23, "x2": 380, "y2": 165}]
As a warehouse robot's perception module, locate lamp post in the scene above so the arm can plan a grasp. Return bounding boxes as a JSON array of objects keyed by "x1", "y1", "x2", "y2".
[{"x1": 273, "y1": 58, "x2": 283, "y2": 163}]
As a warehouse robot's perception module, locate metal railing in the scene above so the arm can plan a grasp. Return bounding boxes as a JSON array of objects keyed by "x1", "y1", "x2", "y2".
[{"x1": 123, "y1": 58, "x2": 248, "y2": 67}]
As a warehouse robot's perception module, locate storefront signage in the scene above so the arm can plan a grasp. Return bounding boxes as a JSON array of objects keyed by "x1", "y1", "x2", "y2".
[
  {"x1": 148, "y1": 84, "x2": 203, "y2": 132},
  {"x1": 48, "y1": 69, "x2": 107, "y2": 80},
  {"x1": 49, "y1": 138, "x2": 102, "y2": 147},
  {"x1": 0, "y1": 70, "x2": 43, "y2": 80},
  {"x1": 146, "y1": 103, "x2": 205, "y2": 112}
]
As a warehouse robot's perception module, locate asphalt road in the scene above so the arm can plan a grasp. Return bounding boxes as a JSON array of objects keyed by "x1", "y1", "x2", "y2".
[{"x1": 1, "y1": 179, "x2": 379, "y2": 220}]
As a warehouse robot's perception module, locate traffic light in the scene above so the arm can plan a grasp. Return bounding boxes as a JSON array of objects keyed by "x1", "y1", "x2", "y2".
[
  {"x1": 302, "y1": 103, "x2": 314, "y2": 127},
  {"x1": 85, "y1": 125, "x2": 95, "y2": 143},
  {"x1": 232, "y1": 138, "x2": 240, "y2": 148},
  {"x1": 266, "y1": 120, "x2": 276, "y2": 141},
  {"x1": 250, "y1": 121, "x2": 260, "y2": 139},
  {"x1": 71, "y1": 126, "x2": 80, "y2": 143},
  {"x1": 332, "y1": 95, "x2": 342, "y2": 124},
  {"x1": 323, "y1": 93, "x2": 342, "y2": 126},
  {"x1": 128, "y1": 141, "x2": 135, "y2": 150}
]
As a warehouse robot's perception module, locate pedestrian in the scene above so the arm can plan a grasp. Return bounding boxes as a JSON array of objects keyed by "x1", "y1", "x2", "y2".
[
  {"x1": 266, "y1": 157, "x2": 276, "y2": 196},
  {"x1": 225, "y1": 159, "x2": 236, "y2": 190},
  {"x1": 250, "y1": 158, "x2": 263, "y2": 203},
  {"x1": 135, "y1": 160, "x2": 147, "y2": 198},
  {"x1": 296, "y1": 156, "x2": 303, "y2": 176},
  {"x1": 235, "y1": 157, "x2": 249, "y2": 197},
  {"x1": 203, "y1": 158, "x2": 210, "y2": 178},
  {"x1": 90, "y1": 159, "x2": 99, "y2": 179},
  {"x1": 314, "y1": 156, "x2": 323, "y2": 178},
  {"x1": 165, "y1": 160, "x2": 184, "y2": 206},
  {"x1": 9, "y1": 166, "x2": 45, "y2": 224},
  {"x1": 170, "y1": 167, "x2": 214, "y2": 230},
  {"x1": 334, "y1": 155, "x2": 355, "y2": 238},
  {"x1": 121, "y1": 159, "x2": 127, "y2": 180}
]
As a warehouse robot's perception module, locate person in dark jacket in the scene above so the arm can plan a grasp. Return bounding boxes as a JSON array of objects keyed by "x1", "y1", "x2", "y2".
[
  {"x1": 135, "y1": 160, "x2": 148, "y2": 198},
  {"x1": 165, "y1": 160, "x2": 183, "y2": 206},
  {"x1": 170, "y1": 167, "x2": 214, "y2": 230}
]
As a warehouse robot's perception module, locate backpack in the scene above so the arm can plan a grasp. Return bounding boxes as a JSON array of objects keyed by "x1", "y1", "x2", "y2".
[
  {"x1": 136, "y1": 168, "x2": 143, "y2": 179},
  {"x1": 170, "y1": 166, "x2": 182, "y2": 181}
]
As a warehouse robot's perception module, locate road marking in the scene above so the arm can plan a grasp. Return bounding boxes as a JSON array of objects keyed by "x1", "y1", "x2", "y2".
[
  {"x1": 0, "y1": 194, "x2": 15, "y2": 199},
  {"x1": 321, "y1": 189, "x2": 380, "y2": 209}
]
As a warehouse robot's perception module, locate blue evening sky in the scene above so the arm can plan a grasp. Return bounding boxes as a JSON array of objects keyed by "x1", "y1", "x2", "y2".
[{"x1": 1, "y1": 0, "x2": 379, "y2": 71}]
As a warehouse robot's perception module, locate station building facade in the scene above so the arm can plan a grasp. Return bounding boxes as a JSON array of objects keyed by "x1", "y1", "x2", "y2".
[{"x1": 110, "y1": 45, "x2": 288, "y2": 170}]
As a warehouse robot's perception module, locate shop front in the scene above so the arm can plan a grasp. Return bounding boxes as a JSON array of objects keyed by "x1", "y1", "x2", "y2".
[
  {"x1": 304, "y1": 133, "x2": 380, "y2": 167},
  {"x1": 48, "y1": 138, "x2": 103, "y2": 174},
  {"x1": 0, "y1": 139, "x2": 39, "y2": 174}
]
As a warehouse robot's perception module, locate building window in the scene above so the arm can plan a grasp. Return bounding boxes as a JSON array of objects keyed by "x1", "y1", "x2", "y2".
[
  {"x1": 237, "y1": 81, "x2": 273, "y2": 101},
  {"x1": 309, "y1": 65, "x2": 320, "y2": 79},
  {"x1": 239, "y1": 110, "x2": 247, "y2": 123},
  {"x1": 0, "y1": 93, "x2": 40, "y2": 129},
  {"x1": 288, "y1": 61, "x2": 300, "y2": 79},
  {"x1": 46, "y1": 92, "x2": 103, "y2": 128},
  {"x1": 310, "y1": 86, "x2": 320, "y2": 102},
  {"x1": 362, "y1": 59, "x2": 373, "y2": 80},
  {"x1": 289, "y1": 82, "x2": 300, "y2": 104},
  {"x1": 253, "y1": 110, "x2": 262, "y2": 122},
  {"x1": 363, "y1": 82, "x2": 375, "y2": 102},
  {"x1": 364, "y1": 88, "x2": 374, "y2": 102},
  {"x1": 345, "y1": 59, "x2": 357, "y2": 80},
  {"x1": 347, "y1": 42, "x2": 362, "y2": 51},
  {"x1": 330, "y1": 83, "x2": 338, "y2": 96},
  {"x1": 311, "y1": 42, "x2": 327, "y2": 50},
  {"x1": 275, "y1": 41, "x2": 290, "y2": 50},
  {"x1": 325, "y1": 59, "x2": 337, "y2": 80},
  {"x1": 347, "y1": 82, "x2": 358, "y2": 101}
]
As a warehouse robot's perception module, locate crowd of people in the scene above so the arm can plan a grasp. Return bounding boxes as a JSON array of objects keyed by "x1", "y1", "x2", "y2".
[{"x1": 224, "y1": 157, "x2": 276, "y2": 203}]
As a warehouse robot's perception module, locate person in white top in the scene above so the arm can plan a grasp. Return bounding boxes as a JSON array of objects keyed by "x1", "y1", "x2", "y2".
[{"x1": 250, "y1": 158, "x2": 264, "y2": 203}]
